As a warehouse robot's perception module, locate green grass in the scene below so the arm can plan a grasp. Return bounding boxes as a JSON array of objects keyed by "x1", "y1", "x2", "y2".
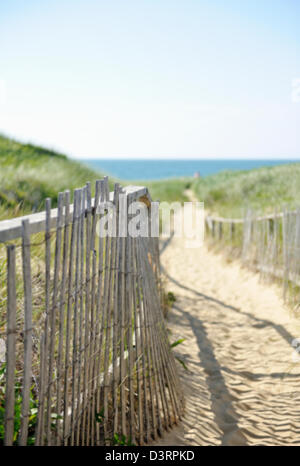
[
  {"x1": 2, "y1": 134, "x2": 299, "y2": 222},
  {"x1": 191, "y1": 162, "x2": 300, "y2": 218},
  {"x1": 142, "y1": 178, "x2": 191, "y2": 204},
  {"x1": 0, "y1": 134, "x2": 110, "y2": 220},
  {"x1": 0, "y1": 135, "x2": 190, "y2": 220}
]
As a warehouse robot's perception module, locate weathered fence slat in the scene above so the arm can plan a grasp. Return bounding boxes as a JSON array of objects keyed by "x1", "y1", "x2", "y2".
[
  {"x1": 95, "y1": 180, "x2": 106, "y2": 445},
  {"x1": 76, "y1": 187, "x2": 86, "y2": 445},
  {"x1": 56, "y1": 190, "x2": 70, "y2": 445},
  {"x1": 47, "y1": 192, "x2": 64, "y2": 445},
  {"x1": 63, "y1": 189, "x2": 79, "y2": 444},
  {"x1": 71, "y1": 188, "x2": 83, "y2": 445},
  {"x1": 39, "y1": 198, "x2": 51, "y2": 446},
  {"x1": 119, "y1": 190, "x2": 128, "y2": 440},
  {"x1": 88, "y1": 179, "x2": 101, "y2": 446},
  {"x1": 4, "y1": 245, "x2": 17, "y2": 446},
  {"x1": 131, "y1": 236, "x2": 144, "y2": 444},
  {"x1": 82, "y1": 183, "x2": 91, "y2": 446},
  {"x1": 102, "y1": 186, "x2": 115, "y2": 444},
  {"x1": 19, "y1": 220, "x2": 33, "y2": 445},
  {"x1": 126, "y1": 219, "x2": 135, "y2": 443},
  {"x1": 112, "y1": 185, "x2": 121, "y2": 439},
  {"x1": 134, "y1": 236, "x2": 150, "y2": 443}
]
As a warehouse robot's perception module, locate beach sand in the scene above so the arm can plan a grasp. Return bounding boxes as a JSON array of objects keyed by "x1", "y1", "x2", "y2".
[{"x1": 155, "y1": 228, "x2": 300, "y2": 446}]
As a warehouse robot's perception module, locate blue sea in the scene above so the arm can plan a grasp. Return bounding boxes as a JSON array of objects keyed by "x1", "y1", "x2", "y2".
[{"x1": 82, "y1": 159, "x2": 299, "y2": 181}]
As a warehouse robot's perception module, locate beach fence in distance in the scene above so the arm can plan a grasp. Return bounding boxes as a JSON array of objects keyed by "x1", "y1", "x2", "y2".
[
  {"x1": 206, "y1": 208, "x2": 300, "y2": 309},
  {"x1": 0, "y1": 177, "x2": 184, "y2": 446}
]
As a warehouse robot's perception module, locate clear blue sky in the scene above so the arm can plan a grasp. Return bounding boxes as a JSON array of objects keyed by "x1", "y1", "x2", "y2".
[{"x1": 0, "y1": 0, "x2": 299, "y2": 159}]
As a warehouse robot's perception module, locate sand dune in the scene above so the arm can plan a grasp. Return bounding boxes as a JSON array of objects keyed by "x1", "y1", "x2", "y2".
[{"x1": 156, "y1": 231, "x2": 300, "y2": 446}]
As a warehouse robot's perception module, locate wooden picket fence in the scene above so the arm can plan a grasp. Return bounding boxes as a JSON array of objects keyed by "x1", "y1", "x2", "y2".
[
  {"x1": 206, "y1": 208, "x2": 300, "y2": 308},
  {"x1": 0, "y1": 177, "x2": 184, "y2": 446}
]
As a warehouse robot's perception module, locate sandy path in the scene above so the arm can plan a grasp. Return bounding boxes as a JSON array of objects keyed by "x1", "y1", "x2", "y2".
[{"x1": 156, "y1": 229, "x2": 300, "y2": 446}]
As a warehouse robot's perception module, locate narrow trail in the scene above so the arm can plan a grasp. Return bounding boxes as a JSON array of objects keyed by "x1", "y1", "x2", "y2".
[{"x1": 156, "y1": 201, "x2": 300, "y2": 446}]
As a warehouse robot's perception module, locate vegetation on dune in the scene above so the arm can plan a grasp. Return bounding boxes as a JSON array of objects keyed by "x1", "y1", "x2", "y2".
[
  {"x1": 0, "y1": 135, "x2": 108, "y2": 220},
  {"x1": 142, "y1": 178, "x2": 191, "y2": 204},
  {"x1": 0, "y1": 135, "x2": 191, "y2": 221},
  {"x1": 191, "y1": 162, "x2": 300, "y2": 218},
  {"x1": 1, "y1": 133, "x2": 299, "y2": 222}
]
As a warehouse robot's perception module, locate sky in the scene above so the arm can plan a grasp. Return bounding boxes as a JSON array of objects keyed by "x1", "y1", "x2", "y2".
[{"x1": 0, "y1": 0, "x2": 299, "y2": 159}]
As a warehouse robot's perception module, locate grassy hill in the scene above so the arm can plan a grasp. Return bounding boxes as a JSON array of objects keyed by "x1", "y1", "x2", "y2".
[
  {"x1": 1, "y1": 134, "x2": 299, "y2": 222},
  {"x1": 0, "y1": 135, "x2": 190, "y2": 220},
  {"x1": 0, "y1": 135, "x2": 109, "y2": 219},
  {"x1": 191, "y1": 162, "x2": 300, "y2": 218}
]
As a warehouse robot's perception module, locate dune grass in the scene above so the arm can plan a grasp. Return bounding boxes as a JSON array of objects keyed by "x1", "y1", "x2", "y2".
[
  {"x1": 0, "y1": 135, "x2": 114, "y2": 220},
  {"x1": 0, "y1": 135, "x2": 191, "y2": 221},
  {"x1": 142, "y1": 178, "x2": 191, "y2": 204},
  {"x1": 2, "y1": 134, "x2": 299, "y2": 222},
  {"x1": 191, "y1": 162, "x2": 300, "y2": 218}
]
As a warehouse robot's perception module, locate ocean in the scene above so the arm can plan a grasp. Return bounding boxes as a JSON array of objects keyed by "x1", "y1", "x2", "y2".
[{"x1": 81, "y1": 159, "x2": 299, "y2": 181}]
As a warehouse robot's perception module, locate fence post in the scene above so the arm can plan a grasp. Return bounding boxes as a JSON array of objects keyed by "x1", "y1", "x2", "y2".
[
  {"x1": 218, "y1": 221, "x2": 223, "y2": 241},
  {"x1": 283, "y1": 208, "x2": 289, "y2": 301},
  {"x1": 19, "y1": 219, "x2": 33, "y2": 446},
  {"x1": 230, "y1": 222, "x2": 235, "y2": 241},
  {"x1": 4, "y1": 245, "x2": 17, "y2": 446},
  {"x1": 242, "y1": 209, "x2": 252, "y2": 263}
]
